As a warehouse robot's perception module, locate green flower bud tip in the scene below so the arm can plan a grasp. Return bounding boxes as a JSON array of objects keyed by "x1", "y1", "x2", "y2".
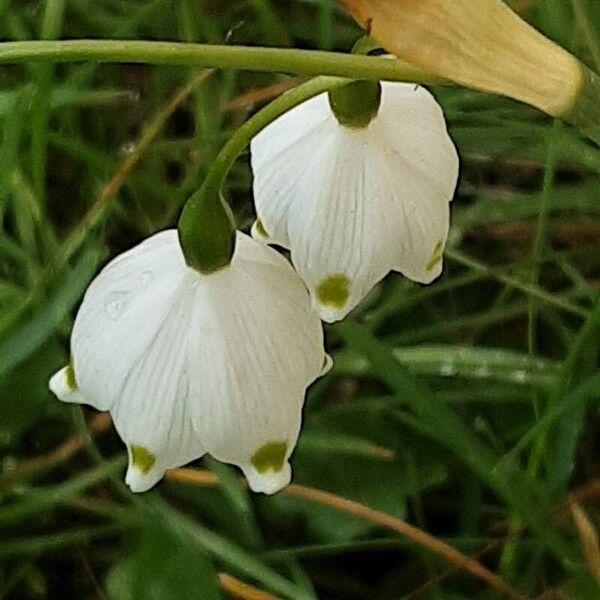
[
  {"x1": 178, "y1": 192, "x2": 236, "y2": 274},
  {"x1": 251, "y1": 441, "x2": 287, "y2": 474},
  {"x1": 328, "y1": 80, "x2": 382, "y2": 129}
]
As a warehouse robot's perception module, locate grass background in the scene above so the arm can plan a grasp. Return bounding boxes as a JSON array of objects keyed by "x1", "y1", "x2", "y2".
[{"x1": 0, "y1": 0, "x2": 599, "y2": 598}]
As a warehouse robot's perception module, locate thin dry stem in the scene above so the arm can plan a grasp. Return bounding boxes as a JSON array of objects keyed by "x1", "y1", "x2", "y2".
[
  {"x1": 403, "y1": 541, "x2": 500, "y2": 599},
  {"x1": 11, "y1": 412, "x2": 112, "y2": 476},
  {"x1": 167, "y1": 468, "x2": 530, "y2": 600},
  {"x1": 569, "y1": 502, "x2": 600, "y2": 584},
  {"x1": 218, "y1": 573, "x2": 282, "y2": 600},
  {"x1": 569, "y1": 480, "x2": 600, "y2": 506},
  {"x1": 222, "y1": 79, "x2": 298, "y2": 112},
  {"x1": 12, "y1": 410, "x2": 528, "y2": 600}
]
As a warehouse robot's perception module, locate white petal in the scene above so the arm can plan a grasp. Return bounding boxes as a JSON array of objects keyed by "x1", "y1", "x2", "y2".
[
  {"x1": 60, "y1": 230, "x2": 326, "y2": 495},
  {"x1": 71, "y1": 230, "x2": 187, "y2": 411},
  {"x1": 111, "y1": 281, "x2": 206, "y2": 492},
  {"x1": 188, "y1": 233, "x2": 326, "y2": 494},
  {"x1": 250, "y1": 82, "x2": 459, "y2": 321},
  {"x1": 243, "y1": 461, "x2": 291, "y2": 495},
  {"x1": 125, "y1": 445, "x2": 165, "y2": 493},
  {"x1": 251, "y1": 92, "x2": 332, "y2": 172},
  {"x1": 68, "y1": 230, "x2": 206, "y2": 490},
  {"x1": 373, "y1": 83, "x2": 459, "y2": 282},
  {"x1": 49, "y1": 365, "x2": 86, "y2": 405},
  {"x1": 284, "y1": 127, "x2": 395, "y2": 322},
  {"x1": 251, "y1": 93, "x2": 337, "y2": 249}
]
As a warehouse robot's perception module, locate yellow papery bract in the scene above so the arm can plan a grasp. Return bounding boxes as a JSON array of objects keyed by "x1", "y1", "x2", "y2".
[{"x1": 341, "y1": 0, "x2": 583, "y2": 117}]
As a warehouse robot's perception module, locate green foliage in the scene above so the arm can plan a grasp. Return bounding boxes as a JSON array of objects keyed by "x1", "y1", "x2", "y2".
[
  {"x1": 0, "y1": 1, "x2": 599, "y2": 599},
  {"x1": 0, "y1": 339, "x2": 63, "y2": 443},
  {"x1": 105, "y1": 517, "x2": 222, "y2": 600}
]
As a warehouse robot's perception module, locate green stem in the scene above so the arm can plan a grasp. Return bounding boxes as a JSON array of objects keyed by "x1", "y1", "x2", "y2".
[
  {"x1": 333, "y1": 344, "x2": 560, "y2": 389},
  {"x1": 566, "y1": 65, "x2": 600, "y2": 145},
  {"x1": 0, "y1": 454, "x2": 126, "y2": 526},
  {"x1": 445, "y1": 249, "x2": 588, "y2": 318},
  {"x1": 545, "y1": 296, "x2": 600, "y2": 491},
  {"x1": 40, "y1": 0, "x2": 67, "y2": 39},
  {"x1": 0, "y1": 523, "x2": 127, "y2": 559},
  {"x1": 0, "y1": 40, "x2": 439, "y2": 83},
  {"x1": 526, "y1": 121, "x2": 560, "y2": 473},
  {"x1": 196, "y1": 76, "x2": 344, "y2": 203},
  {"x1": 569, "y1": 0, "x2": 600, "y2": 71},
  {"x1": 500, "y1": 121, "x2": 559, "y2": 579},
  {"x1": 5, "y1": 39, "x2": 600, "y2": 144},
  {"x1": 31, "y1": 0, "x2": 68, "y2": 207}
]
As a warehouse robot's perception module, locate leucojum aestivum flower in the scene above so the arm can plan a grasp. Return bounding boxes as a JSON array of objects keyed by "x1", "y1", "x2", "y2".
[
  {"x1": 50, "y1": 229, "x2": 331, "y2": 494},
  {"x1": 251, "y1": 80, "x2": 458, "y2": 322},
  {"x1": 47, "y1": 0, "x2": 600, "y2": 494}
]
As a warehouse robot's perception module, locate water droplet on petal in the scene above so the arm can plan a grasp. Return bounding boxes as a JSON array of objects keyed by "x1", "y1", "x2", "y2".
[
  {"x1": 141, "y1": 270, "x2": 153, "y2": 286},
  {"x1": 104, "y1": 291, "x2": 130, "y2": 321}
]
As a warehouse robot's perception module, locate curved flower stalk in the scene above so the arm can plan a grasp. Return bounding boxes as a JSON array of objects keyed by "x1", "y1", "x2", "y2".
[
  {"x1": 340, "y1": 0, "x2": 596, "y2": 123},
  {"x1": 251, "y1": 81, "x2": 459, "y2": 322},
  {"x1": 50, "y1": 230, "x2": 330, "y2": 494}
]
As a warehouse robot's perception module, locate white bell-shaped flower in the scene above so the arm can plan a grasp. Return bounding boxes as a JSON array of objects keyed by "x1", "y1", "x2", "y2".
[
  {"x1": 49, "y1": 230, "x2": 329, "y2": 494},
  {"x1": 250, "y1": 81, "x2": 459, "y2": 322}
]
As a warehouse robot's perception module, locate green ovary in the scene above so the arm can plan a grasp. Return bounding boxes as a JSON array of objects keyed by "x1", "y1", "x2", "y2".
[
  {"x1": 251, "y1": 442, "x2": 287, "y2": 474},
  {"x1": 131, "y1": 446, "x2": 156, "y2": 474},
  {"x1": 316, "y1": 274, "x2": 350, "y2": 308},
  {"x1": 328, "y1": 80, "x2": 382, "y2": 128}
]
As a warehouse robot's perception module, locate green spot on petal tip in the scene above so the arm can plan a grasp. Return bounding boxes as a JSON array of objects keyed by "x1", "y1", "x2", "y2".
[
  {"x1": 316, "y1": 274, "x2": 350, "y2": 309},
  {"x1": 426, "y1": 240, "x2": 444, "y2": 272},
  {"x1": 255, "y1": 219, "x2": 268, "y2": 239},
  {"x1": 66, "y1": 363, "x2": 77, "y2": 391},
  {"x1": 425, "y1": 255, "x2": 442, "y2": 272},
  {"x1": 131, "y1": 446, "x2": 156, "y2": 474},
  {"x1": 251, "y1": 441, "x2": 287, "y2": 474}
]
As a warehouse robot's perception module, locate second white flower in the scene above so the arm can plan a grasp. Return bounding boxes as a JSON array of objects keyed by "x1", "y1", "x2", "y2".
[{"x1": 251, "y1": 81, "x2": 459, "y2": 322}]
